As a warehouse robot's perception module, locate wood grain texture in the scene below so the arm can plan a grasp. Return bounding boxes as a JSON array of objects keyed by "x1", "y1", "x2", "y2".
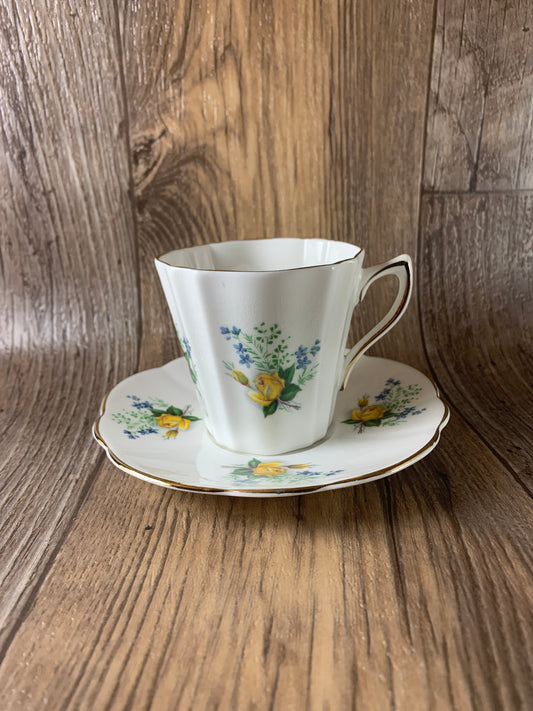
[
  {"x1": 0, "y1": 0, "x2": 139, "y2": 652},
  {"x1": 420, "y1": 192, "x2": 533, "y2": 484},
  {"x1": 121, "y1": 0, "x2": 434, "y2": 371},
  {"x1": 0, "y1": 417, "x2": 531, "y2": 710},
  {"x1": 424, "y1": 0, "x2": 533, "y2": 191},
  {"x1": 1, "y1": 0, "x2": 532, "y2": 708}
]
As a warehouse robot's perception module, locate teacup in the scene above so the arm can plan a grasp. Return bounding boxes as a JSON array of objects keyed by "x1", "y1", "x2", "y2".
[{"x1": 156, "y1": 238, "x2": 412, "y2": 455}]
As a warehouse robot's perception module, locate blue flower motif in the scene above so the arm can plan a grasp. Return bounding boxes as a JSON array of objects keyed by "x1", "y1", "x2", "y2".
[
  {"x1": 132, "y1": 400, "x2": 153, "y2": 409},
  {"x1": 182, "y1": 337, "x2": 192, "y2": 357},
  {"x1": 221, "y1": 326, "x2": 241, "y2": 341},
  {"x1": 123, "y1": 429, "x2": 138, "y2": 440},
  {"x1": 233, "y1": 342, "x2": 252, "y2": 368},
  {"x1": 309, "y1": 339, "x2": 321, "y2": 356},
  {"x1": 294, "y1": 345, "x2": 311, "y2": 370},
  {"x1": 127, "y1": 395, "x2": 140, "y2": 401},
  {"x1": 138, "y1": 427, "x2": 159, "y2": 435},
  {"x1": 398, "y1": 406, "x2": 416, "y2": 419},
  {"x1": 297, "y1": 468, "x2": 343, "y2": 477},
  {"x1": 375, "y1": 388, "x2": 391, "y2": 402}
]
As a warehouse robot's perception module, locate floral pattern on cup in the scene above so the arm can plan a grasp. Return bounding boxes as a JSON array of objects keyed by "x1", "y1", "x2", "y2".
[
  {"x1": 111, "y1": 396, "x2": 201, "y2": 440},
  {"x1": 343, "y1": 378, "x2": 426, "y2": 432},
  {"x1": 174, "y1": 324, "x2": 198, "y2": 385},
  {"x1": 226, "y1": 458, "x2": 344, "y2": 485},
  {"x1": 220, "y1": 323, "x2": 320, "y2": 417}
]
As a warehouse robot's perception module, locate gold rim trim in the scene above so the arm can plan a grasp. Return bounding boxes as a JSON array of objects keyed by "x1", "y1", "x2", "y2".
[
  {"x1": 340, "y1": 259, "x2": 412, "y2": 391},
  {"x1": 155, "y1": 238, "x2": 362, "y2": 274},
  {"x1": 93, "y1": 381, "x2": 450, "y2": 497}
]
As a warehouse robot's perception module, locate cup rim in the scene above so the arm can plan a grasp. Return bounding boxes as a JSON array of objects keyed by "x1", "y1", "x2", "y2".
[{"x1": 155, "y1": 237, "x2": 363, "y2": 274}]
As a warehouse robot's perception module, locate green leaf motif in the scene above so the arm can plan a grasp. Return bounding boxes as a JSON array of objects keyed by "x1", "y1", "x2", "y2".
[
  {"x1": 280, "y1": 383, "x2": 301, "y2": 402},
  {"x1": 248, "y1": 458, "x2": 261, "y2": 468},
  {"x1": 233, "y1": 468, "x2": 254, "y2": 477},
  {"x1": 263, "y1": 400, "x2": 278, "y2": 417},
  {"x1": 279, "y1": 362, "x2": 295, "y2": 385},
  {"x1": 184, "y1": 415, "x2": 201, "y2": 422},
  {"x1": 166, "y1": 406, "x2": 183, "y2": 416}
]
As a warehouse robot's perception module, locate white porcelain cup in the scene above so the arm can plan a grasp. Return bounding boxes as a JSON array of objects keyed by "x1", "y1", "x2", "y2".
[{"x1": 156, "y1": 238, "x2": 412, "y2": 455}]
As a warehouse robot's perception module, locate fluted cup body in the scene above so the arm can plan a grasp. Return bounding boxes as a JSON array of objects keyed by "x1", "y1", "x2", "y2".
[{"x1": 155, "y1": 238, "x2": 412, "y2": 455}]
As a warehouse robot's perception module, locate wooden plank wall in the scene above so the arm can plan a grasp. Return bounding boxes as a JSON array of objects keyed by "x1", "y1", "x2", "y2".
[{"x1": 0, "y1": 0, "x2": 531, "y2": 708}]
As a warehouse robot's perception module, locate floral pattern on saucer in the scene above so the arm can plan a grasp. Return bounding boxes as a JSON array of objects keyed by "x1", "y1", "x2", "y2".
[
  {"x1": 225, "y1": 458, "x2": 344, "y2": 486},
  {"x1": 111, "y1": 396, "x2": 201, "y2": 440},
  {"x1": 220, "y1": 322, "x2": 320, "y2": 417},
  {"x1": 93, "y1": 355, "x2": 450, "y2": 497},
  {"x1": 343, "y1": 378, "x2": 426, "y2": 432}
]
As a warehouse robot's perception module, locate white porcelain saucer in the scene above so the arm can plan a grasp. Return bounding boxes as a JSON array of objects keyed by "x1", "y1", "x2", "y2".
[{"x1": 93, "y1": 356, "x2": 449, "y2": 497}]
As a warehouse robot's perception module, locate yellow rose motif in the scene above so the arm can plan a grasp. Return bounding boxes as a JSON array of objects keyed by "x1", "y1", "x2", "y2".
[
  {"x1": 287, "y1": 463, "x2": 310, "y2": 470},
  {"x1": 156, "y1": 413, "x2": 191, "y2": 430},
  {"x1": 249, "y1": 372, "x2": 285, "y2": 406},
  {"x1": 253, "y1": 461, "x2": 287, "y2": 476},
  {"x1": 232, "y1": 370, "x2": 249, "y2": 386},
  {"x1": 165, "y1": 430, "x2": 178, "y2": 438},
  {"x1": 358, "y1": 396, "x2": 369, "y2": 408},
  {"x1": 350, "y1": 405, "x2": 387, "y2": 422},
  {"x1": 248, "y1": 391, "x2": 274, "y2": 406}
]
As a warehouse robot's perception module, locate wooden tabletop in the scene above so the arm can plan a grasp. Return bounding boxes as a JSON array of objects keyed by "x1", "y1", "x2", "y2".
[{"x1": 1, "y1": 1, "x2": 532, "y2": 709}]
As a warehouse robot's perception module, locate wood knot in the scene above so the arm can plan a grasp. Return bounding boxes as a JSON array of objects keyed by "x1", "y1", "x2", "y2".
[{"x1": 131, "y1": 128, "x2": 169, "y2": 193}]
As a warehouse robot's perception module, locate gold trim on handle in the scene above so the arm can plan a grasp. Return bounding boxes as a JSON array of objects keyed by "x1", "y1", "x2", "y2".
[{"x1": 340, "y1": 259, "x2": 412, "y2": 391}]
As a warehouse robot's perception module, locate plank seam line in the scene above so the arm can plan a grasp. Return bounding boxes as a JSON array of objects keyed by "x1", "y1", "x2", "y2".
[
  {"x1": 422, "y1": 189, "x2": 533, "y2": 196},
  {"x1": 416, "y1": 0, "x2": 531, "y2": 497},
  {"x1": 112, "y1": 0, "x2": 143, "y2": 375}
]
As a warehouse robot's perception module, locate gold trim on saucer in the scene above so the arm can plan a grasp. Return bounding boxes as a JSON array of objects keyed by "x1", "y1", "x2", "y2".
[{"x1": 92, "y1": 381, "x2": 450, "y2": 497}]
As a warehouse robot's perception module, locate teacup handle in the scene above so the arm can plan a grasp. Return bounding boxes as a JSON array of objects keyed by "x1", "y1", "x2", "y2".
[{"x1": 341, "y1": 254, "x2": 413, "y2": 390}]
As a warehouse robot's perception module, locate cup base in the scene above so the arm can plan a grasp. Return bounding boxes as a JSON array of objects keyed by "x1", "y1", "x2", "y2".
[{"x1": 203, "y1": 422, "x2": 336, "y2": 457}]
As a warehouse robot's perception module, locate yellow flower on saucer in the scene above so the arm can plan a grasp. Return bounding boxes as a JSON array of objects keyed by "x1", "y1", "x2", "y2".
[
  {"x1": 165, "y1": 430, "x2": 178, "y2": 438},
  {"x1": 350, "y1": 405, "x2": 387, "y2": 422},
  {"x1": 252, "y1": 461, "x2": 287, "y2": 476},
  {"x1": 358, "y1": 396, "x2": 369, "y2": 408},
  {"x1": 156, "y1": 413, "x2": 191, "y2": 430},
  {"x1": 249, "y1": 372, "x2": 285, "y2": 406},
  {"x1": 287, "y1": 463, "x2": 310, "y2": 470}
]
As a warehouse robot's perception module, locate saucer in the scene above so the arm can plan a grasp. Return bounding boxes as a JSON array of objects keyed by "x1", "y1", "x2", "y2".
[{"x1": 93, "y1": 356, "x2": 449, "y2": 497}]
